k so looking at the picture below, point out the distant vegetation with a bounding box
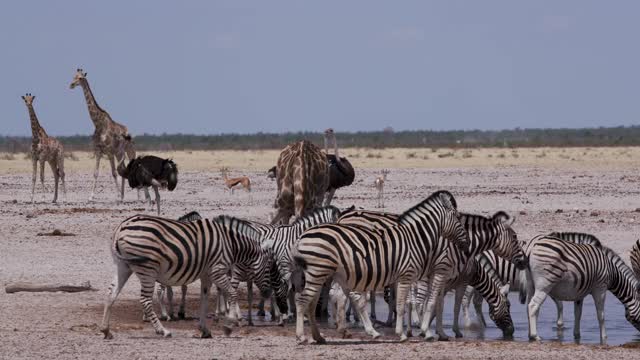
[2,126,640,152]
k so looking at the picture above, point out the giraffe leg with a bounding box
[109,156,120,202]
[90,153,101,201]
[58,155,67,203]
[39,160,46,198]
[31,158,37,203]
[49,161,59,203]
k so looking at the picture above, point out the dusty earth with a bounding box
[2,148,640,359]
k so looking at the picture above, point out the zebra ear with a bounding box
[493,211,515,227]
[437,191,457,211]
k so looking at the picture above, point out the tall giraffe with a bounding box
[272,140,329,224]
[21,93,66,203]
[70,69,135,201]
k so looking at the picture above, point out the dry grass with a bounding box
[1,146,640,174]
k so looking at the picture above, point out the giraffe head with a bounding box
[69,68,88,89]
[21,93,35,105]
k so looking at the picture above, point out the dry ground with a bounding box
[2,147,640,359]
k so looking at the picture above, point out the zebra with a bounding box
[523,234,640,344]
[100,214,273,339]
[291,190,470,344]
[631,239,640,280]
[249,206,342,324]
[338,208,524,340]
[153,211,204,321]
[463,231,602,331]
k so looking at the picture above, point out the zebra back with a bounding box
[213,215,262,245]
[549,232,602,247]
[338,208,399,229]
[631,240,640,280]
[177,211,202,223]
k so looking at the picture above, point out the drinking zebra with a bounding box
[100,214,273,339]
[291,190,470,343]
[338,208,524,339]
[523,234,640,344]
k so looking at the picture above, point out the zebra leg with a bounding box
[212,272,240,335]
[329,283,350,338]
[307,289,326,344]
[473,289,487,328]
[166,286,175,320]
[369,290,377,321]
[553,298,564,329]
[593,291,607,344]
[295,282,320,344]
[155,285,169,321]
[247,281,254,326]
[461,286,473,328]
[395,281,411,342]
[100,262,132,339]
[527,289,549,342]
[257,298,266,317]
[435,289,450,341]
[196,275,212,338]
[573,299,583,340]
[178,285,188,319]
[452,285,466,338]
[420,273,446,341]
[137,275,171,337]
[348,291,381,339]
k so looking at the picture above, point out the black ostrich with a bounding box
[118,155,178,215]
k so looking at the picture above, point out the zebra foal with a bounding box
[101,214,272,339]
[291,190,470,344]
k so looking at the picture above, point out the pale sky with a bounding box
[2,1,639,136]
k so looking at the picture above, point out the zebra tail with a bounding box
[518,265,532,305]
[290,255,307,293]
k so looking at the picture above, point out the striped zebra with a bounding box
[524,234,640,343]
[631,239,640,280]
[291,190,470,343]
[100,214,273,339]
[339,208,524,339]
[463,232,601,331]
[250,206,342,323]
[153,211,204,321]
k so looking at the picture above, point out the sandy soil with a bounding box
[2,148,640,359]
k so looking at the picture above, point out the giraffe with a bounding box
[21,93,66,203]
[70,68,135,201]
[271,140,329,224]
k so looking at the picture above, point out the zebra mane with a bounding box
[398,190,457,226]
[177,211,202,223]
[291,206,341,227]
[602,245,640,290]
[548,232,602,247]
[213,215,261,243]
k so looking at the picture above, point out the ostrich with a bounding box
[117,150,178,215]
[323,128,355,206]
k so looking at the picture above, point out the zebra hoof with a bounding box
[454,331,464,338]
[178,312,186,320]
[257,309,266,317]
[194,330,212,339]
[160,330,172,338]
[340,330,352,339]
[529,335,542,342]
[102,329,113,340]
[399,334,408,342]
[223,325,233,336]
[297,336,309,345]
[437,335,450,342]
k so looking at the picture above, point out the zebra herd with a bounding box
[100,189,640,345]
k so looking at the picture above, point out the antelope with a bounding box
[375,169,389,208]
[221,167,251,194]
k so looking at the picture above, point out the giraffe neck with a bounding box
[26,104,46,143]
[78,78,107,129]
